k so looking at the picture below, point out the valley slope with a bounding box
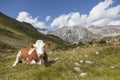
[0,12,67,48]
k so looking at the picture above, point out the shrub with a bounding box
[78,42,85,46]
[98,39,106,44]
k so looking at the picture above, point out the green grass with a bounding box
[0,45,120,80]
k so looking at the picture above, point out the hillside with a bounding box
[0,12,67,48]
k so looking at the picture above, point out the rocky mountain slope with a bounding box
[88,25,120,37]
[36,28,50,34]
[49,25,120,43]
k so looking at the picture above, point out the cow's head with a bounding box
[33,40,45,49]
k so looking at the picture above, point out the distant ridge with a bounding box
[49,25,120,43]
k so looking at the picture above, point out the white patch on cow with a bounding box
[31,60,36,64]
[33,40,45,57]
[36,48,44,57]
[28,48,35,55]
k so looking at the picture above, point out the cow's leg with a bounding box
[30,60,36,64]
[12,50,21,67]
[47,57,51,62]
[43,51,48,63]
[43,51,51,63]
[27,57,36,65]
[37,58,44,65]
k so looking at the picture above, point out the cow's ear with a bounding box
[45,41,52,48]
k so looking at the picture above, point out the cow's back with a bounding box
[20,48,30,61]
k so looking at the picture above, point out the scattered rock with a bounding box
[92,44,96,47]
[76,47,79,50]
[80,60,83,63]
[49,51,53,54]
[80,72,87,77]
[84,55,89,58]
[96,51,99,55]
[110,66,115,69]
[74,62,80,67]
[70,57,72,59]
[54,58,59,61]
[85,60,93,64]
[73,67,80,72]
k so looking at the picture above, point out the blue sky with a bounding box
[0,0,120,31]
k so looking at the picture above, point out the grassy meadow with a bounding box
[0,42,120,80]
[0,12,120,80]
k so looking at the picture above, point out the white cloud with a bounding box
[16,11,46,28]
[68,13,87,26]
[108,20,120,25]
[90,19,111,26]
[87,0,113,22]
[50,14,71,28]
[45,16,51,21]
[50,12,87,27]
[68,12,81,26]
[51,0,120,28]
